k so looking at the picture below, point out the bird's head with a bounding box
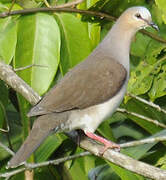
[120,6,158,31]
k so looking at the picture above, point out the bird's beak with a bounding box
[141,17,159,31]
[148,22,159,31]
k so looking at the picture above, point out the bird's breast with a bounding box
[67,78,128,133]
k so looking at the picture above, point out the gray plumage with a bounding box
[8,6,157,168]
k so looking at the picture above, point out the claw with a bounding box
[84,131,120,155]
[99,142,120,155]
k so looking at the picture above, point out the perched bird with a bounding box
[8,6,158,168]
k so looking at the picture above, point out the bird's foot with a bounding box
[84,131,120,155]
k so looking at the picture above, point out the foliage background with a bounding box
[0,0,166,179]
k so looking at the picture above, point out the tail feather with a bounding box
[7,113,65,168]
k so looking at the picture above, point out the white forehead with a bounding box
[126,6,151,19]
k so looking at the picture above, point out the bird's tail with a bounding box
[7,113,64,168]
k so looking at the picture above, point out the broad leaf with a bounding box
[35,134,65,162]
[14,13,61,95]
[127,61,160,95]
[0,17,17,64]
[54,13,92,74]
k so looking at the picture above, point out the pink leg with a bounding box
[85,131,120,154]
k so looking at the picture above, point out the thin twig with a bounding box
[0,101,9,133]
[117,108,166,129]
[25,151,90,168]
[6,133,13,152]
[14,64,48,72]
[0,7,115,21]
[8,0,16,14]
[0,142,15,156]
[0,61,41,105]
[140,29,166,44]
[0,101,13,150]
[127,93,166,115]
[44,0,50,8]
[0,128,9,132]
[0,152,90,178]
[0,7,165,44]
[0,168,26,178]
[55,0,84,8]
[120,136,166,148]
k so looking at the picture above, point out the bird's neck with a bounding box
[97,21,137,72]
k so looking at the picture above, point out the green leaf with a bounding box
[34,166,57,180]
[112,123,145,140]
[131,32,151,58]
[144,40,166,65]
[84,0,101,49]
[16,0,40,8]
[110,163,144,180]
[0,101,5,129]
[127,61,160,95]
[14,13,61,95]
[88,165,121,180]
[35,134,65,162]
[54,13,92,74]
[17,95,30,139]
[83,155,96,174]
[0,17,17,64]
[123,99,163,134]
[0,2,22,11]
[148,62,166,101]
[68,156,90,180]
[0,80,8,106]
[155,0,166,23]
[88,23,101,49]
[98,121,116,141]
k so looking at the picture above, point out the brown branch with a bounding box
[0,152,90,178]
[44,0,50,8]
[80,138,166,180]
[117,108,166,129]
[8,0,16,14]
[140,29,166,44]
[0,61,166,179]
[0,61,41,105]
[0,7,165,44]
[120,135,166,148]
[0,141,15,156]
[54,0,84,8]
[127,93,166,115]
[14,64,48,72]
[0,7,116,21]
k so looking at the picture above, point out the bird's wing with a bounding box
[28,55,127,117]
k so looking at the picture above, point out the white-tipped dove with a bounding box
[8,6,158,168]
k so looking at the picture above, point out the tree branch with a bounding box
[120,135,166,148]
[44,0,50,8]
[127,93,166,115]
[0,152,90,178]
[80,137,166,180]
[0,7,165,44]
[0,61,166,179]
[0,142,15,156]
[0,61,41,105]
[117,108,166,129]
[54,0,84,8]
[8,0,16,14]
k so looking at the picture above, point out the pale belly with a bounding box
[67,78,128,133]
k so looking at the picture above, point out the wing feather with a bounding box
[28,55,127,117]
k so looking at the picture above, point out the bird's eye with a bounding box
[135,13,141,18]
